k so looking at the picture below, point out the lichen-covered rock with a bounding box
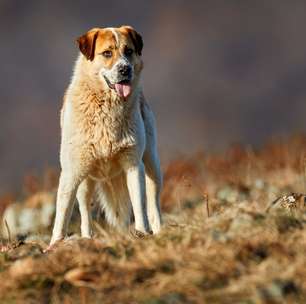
[1,191,55,239]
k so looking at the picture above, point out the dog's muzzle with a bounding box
[104,75,115,89]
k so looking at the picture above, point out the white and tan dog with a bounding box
[50,26,162,245]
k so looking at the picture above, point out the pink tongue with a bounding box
[114,83,132,99]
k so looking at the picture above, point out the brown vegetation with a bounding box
[1,136,306,303]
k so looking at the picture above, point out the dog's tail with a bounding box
[95,173,131,232]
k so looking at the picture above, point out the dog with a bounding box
[50,26,162,245]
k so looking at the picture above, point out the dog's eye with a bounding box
[125,48,134,56]
[102,50,112,58]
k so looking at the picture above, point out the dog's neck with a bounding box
[64,56,142,158]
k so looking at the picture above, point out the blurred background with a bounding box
[1,0,306,194]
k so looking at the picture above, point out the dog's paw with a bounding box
[148,215,162,234]
[44,239,64,253]
[150,221,162,234]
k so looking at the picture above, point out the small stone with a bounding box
[217,186,239,203]
[254,179,265,190]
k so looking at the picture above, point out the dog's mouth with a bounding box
[104,76,132,99]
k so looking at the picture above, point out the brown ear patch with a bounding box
[76,30,99,61]
[121,26,143,56]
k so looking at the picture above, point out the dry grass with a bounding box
[1,136,306,303]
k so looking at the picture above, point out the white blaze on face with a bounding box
[107,27,119,47]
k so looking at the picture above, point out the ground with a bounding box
[1,136,306,304]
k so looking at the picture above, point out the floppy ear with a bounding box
[122,25,143,56]
[76,29,99,61]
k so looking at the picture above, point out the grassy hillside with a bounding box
[1,136,306,303]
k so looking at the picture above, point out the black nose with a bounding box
[119,65,131,76]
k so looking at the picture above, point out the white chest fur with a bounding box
[61,89,141,161]
[89,98,138,159]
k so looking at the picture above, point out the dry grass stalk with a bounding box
[0,136,306,303]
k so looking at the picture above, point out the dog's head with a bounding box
[77,26,143,99]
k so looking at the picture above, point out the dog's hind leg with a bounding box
[142,101,163,234]
[96,175,131,232]
[77,177,95,238]
[143,147,162,234]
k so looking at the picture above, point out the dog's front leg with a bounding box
[77,178,94,238]
[125,161,150,234]
[50,171,81,245]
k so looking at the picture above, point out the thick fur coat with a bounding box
[50,26,162,245]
